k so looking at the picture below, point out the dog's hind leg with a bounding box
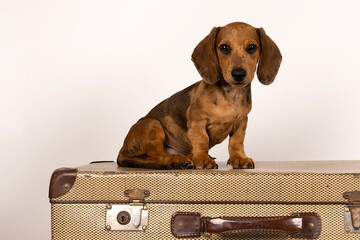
[117,118,195,169]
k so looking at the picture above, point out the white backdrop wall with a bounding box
[1,0,360,239]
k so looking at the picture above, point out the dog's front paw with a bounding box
[193,155,218,169]
[172,155,196,169]
[228,155,254,169]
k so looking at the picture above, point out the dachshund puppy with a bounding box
[117,22,282,169]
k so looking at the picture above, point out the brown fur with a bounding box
[117,22,282,169]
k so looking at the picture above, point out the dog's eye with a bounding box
[246,44,258,54]
[219,44,231,54]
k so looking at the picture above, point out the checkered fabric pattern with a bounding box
[50,162,360,239]
[53,164,359,203]
[52,203,349,239]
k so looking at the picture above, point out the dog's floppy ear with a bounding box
[191,27,221,84]
[256,28,282,85]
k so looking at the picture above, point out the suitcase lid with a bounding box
[49,160,360,204]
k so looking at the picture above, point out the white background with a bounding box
[1,0,360,239]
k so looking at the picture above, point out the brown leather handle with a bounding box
[171,212,321,239]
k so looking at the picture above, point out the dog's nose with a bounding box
[231,68,247,82]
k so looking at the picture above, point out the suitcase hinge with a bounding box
[344,191,360,233]
[105,189,150,231]
[124,189,150,203]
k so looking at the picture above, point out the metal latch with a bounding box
[344,191,360,233]
[105,189,150,231]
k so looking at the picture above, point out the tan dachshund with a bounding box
[117,22,282,169]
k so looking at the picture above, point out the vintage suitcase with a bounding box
[49,160,360,239]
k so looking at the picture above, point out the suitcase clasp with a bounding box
[105,189,150,231]
[344,191,360,233]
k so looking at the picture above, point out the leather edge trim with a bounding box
[50,199,346,205]
[49,167,78,199]
[90,161,115,164]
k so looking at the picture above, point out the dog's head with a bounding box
[192,22,282,86]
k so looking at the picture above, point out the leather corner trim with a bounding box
[49,167,77,199]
